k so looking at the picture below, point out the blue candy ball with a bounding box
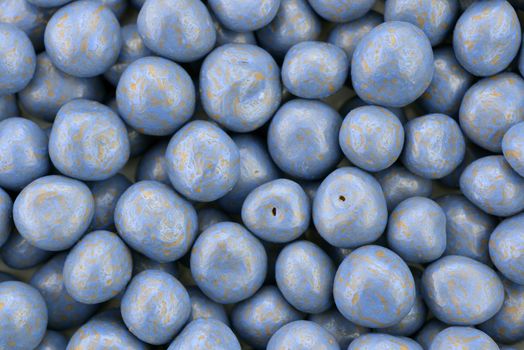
[502,121,524,177]
[0,230,52,269]
[348,334,422,350]
[430,327,498,350]
[308,0,375,22]
[89,174,131,230]
[267,320,340,350]
[35,331,67,350]
[187,287,229,326]
[0,23,35,95]
[489,213,524,285]
[309,309,369,349]
[415,320,447,350]
[135,141,170,185]
[208,0,280,32]
[167,319,241,350]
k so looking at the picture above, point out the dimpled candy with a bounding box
[49,99,130,181]
[0,188,11,248]
[44,0,121,78]
[0,231,52,269]
[63,230,132,304]
[352,21,434,108]
[402,114,465,179]
[268,99,342,180]
[200,44,281,132]
[121,270,191,345]
[415,320,447,350]
[282,41,348,99]
[313,167,388,248]
[459,73,524,152]
[14,175,94,251]
[256,0,321,59]
[453,0,520,77]
[137,0,216,62]
[385,0,458,46]
[422,255,504,325]
[275,240,335,313]
[339,106,404,172]
[231,285,303,349]
[309,309,369,349]
[267,320,340,350]
[115,181,198,263]
[218,135,280,213]
[89,174,131,230]
[166,120,240,202]
[135,141,170,185]
[187,287,229,325]
[191,222,267,303]
[419,47,473,116]
[489,213,524,285]
[208,0,280,32]
[429,327,498,350]
[0,117,49,191]
[502,122,524,177]
[348,334,423,350]
[35,331,67,350]
[167,319,241,350]
[460,155,524,217]
[30,253,98,330]
[117,57,195,136]
[334,245,416,328]
[242,179,310,243]
[436,195,496,264]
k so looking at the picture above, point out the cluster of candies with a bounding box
[2,0,524,348]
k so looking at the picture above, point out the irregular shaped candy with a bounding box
[489,213,524,285]
[208,0,280,32]
[309,309,369,349]
[89,174,131,230]
[430,327,498,350]
[35,331,67,350]
[267,320,340,350]
[187,287,229,326]
[167,319,241,350]
[348,334,423,350]
[308,0,375,22]
[0,231,52,269]
[502,121,524,177]
[135,141,170,185]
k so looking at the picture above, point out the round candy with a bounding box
[256,0,321,59]
[135,141,170,185]
[459,73,524,152]
[0,187,12,248]
[348,334,422,350]
[36,331,67,350]
[352,21,434,107]
[132,252,179,278]
[419,47,473,116]
[422,255,504,325]
[30,253,98,330]
[0,281,47,350]
[232,285,303,349]
[0,23,35,95]
[489,213,524,285]
[334,245,416,328]
[208,0,280,32]
[275,240,335,313]
[187,287,229,326]
[49,99,130,181]
[267,320,340,350]
[116,56,195,136]
[121,270,191,345]
[19,52,105,122]
[200,44,281,132]
[0,94,19,120]
[167,319,241,350]
[402,113,465,179]
[191,222,267,304]
[460,155,524,217]
[430,327,498,350]
[242,179,310,243]
[453,0,520,76]
[44,0,122,77]
[415,320,447,350]
[339,96,406,125]
[63,230,132,304]
[115,181,197,263]
[313,167,388,248]
[308,0,375,22]
[0,117,49,191]
[14,175,94,251]
[384,0,458,46]
[339,105,404,172]
[137,0,216,62]
[268,99,342,180]
[89,174,131,230]
[282,41,348,99]
[197,208,229,234]
[436,195,496,264]
[309,309,369,349]
[0,231,52,269]
[502,121,524,177]
[166,120,240,202]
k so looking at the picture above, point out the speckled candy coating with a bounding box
[0,23,35,95]
[429,327,498,350]
[502,122,524,177]
[268,99,342,180]
[137,0,216,62]
[308,0,375,22]
[422,255,504,325]
[313,167,388,248]
[489,213,524,285]
[36,331,67,350]
[135,141,170,185]
[166,120,240,202]
[89,174,131,230]
[309,309,369,349]
[453,0,520,77]
[460,155,524,217]
[334,245,416,328]
[167,319,241,350]
[352,21,434,108]
[187,287,229,325]
[0,281,47,350]
[348,334,423,350]
[44,0,122,78]
[282,41,348,99]
[14,175,94,251]
[208,0,280,32]
[63,230,132,304]
[0,231,52,269]
[267,320,340,350]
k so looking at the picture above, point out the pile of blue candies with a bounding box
[3,0,524,349]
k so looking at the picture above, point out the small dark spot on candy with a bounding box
[272,207,277,216]
[339,195,346,202]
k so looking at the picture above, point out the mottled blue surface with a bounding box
[44,0,122,78]
[308,0,375,22]
[453,0,520,76]
[430,327,498,350]
[352,21,434,107]
[187,287,229,325]
[135,141,170,185]
[309,308,369,349]
[490,213,524,285]
[334,245,416,328]
[503,122,524,177]
[0,281,48,350]
[268,99,342,180]
[0,188,12,248]
[208,0,280,32]
[166,120,240,202]
[0,230,52,269]
[415,320,447,350]
[0,23,35,95]
[348,333,423,350]
[35,331,67,350]
[313,167,388,248]
[167,319,241,350]
[267,320,340,350]
[89,174,131,230]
